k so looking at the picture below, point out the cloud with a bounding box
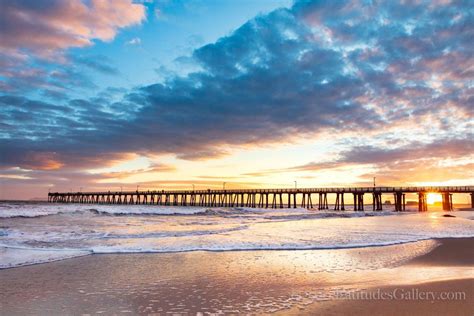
[0,0,472,180]
[126,37,142,45]
[0,164,266,200]
[289,138,474,172]
[74,55,120,75]
[270,137,474,185]
[0,53,121,100]
[0,1,133,98]
[0,0,146,57]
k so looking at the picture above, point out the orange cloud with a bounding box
[22,152,64,170]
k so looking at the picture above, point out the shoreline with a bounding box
[1,236,471,270]
[0,236,474,271]
[0,237,472,314]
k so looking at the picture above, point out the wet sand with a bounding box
[407,237,474,266]
[284,238,474,315]
[297,279,473,316]
[0,238,472,315]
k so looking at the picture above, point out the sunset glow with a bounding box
[427,193,443,205]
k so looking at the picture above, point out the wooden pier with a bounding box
[48,186,474,212]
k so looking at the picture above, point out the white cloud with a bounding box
[126,37,142,45]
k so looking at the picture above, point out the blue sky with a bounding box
[44,0,293,99]
[0,0,473,199]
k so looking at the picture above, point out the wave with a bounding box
[2,233,473,269]
[0,245,91,269]
[0,236,458,269]
[0,207,208,219]
[90,238,443,253]
[100,225,249,239]
[0,204,403,219]
[0,204,269,219]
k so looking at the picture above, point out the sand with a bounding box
[283,238,474,315]
[0,238,472,315]
[296,279,473,316]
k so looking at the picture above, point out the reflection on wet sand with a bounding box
[1,239,472,314]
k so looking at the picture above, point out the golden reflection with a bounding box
[429,213,439,219]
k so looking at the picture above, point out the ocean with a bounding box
[1,201,473,269]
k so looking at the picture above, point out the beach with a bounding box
[0,238,472,315]
[0,203,473,314]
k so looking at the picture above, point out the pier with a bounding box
[48,186,474,212]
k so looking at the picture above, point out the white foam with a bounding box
[0,246,90,269]
[0,202,420,218]
[87,212,473,253]
[0,203,211,218]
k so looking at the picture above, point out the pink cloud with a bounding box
[0,0,146,57]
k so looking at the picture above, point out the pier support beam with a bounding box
[418,192,428,212]
[318,193,328,210]
[334,193,345,210]
[353,193,364,211]
[394,192,405,212]
[441,192,453,211]
[372,192,382,211]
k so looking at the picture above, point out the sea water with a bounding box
[1,201,473,268]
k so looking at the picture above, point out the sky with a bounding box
[0,0,473,201]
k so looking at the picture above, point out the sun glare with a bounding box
[427,193,442,205]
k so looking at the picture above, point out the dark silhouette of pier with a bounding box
[48,186,474,212]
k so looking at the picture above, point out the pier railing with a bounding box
[51,186,474,195]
